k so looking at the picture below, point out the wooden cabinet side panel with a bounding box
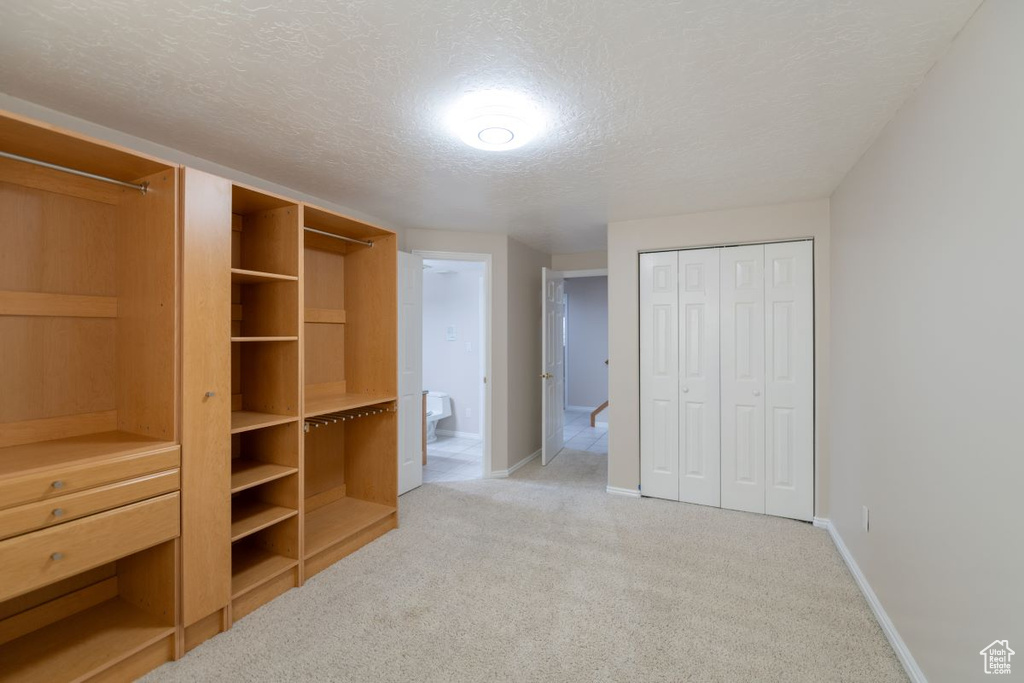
[180,167,231,625]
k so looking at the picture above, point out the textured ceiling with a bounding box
[0,0,980,252]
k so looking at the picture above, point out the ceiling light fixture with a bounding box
[447,90,544,152]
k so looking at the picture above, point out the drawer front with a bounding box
[0,492,180,602]
[0,446,180,509]
[0,469,179,541]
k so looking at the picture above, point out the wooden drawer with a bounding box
[0,470,179,541]
[0,445,179,510]
[0,492,180,602]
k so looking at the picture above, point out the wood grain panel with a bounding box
[180,167,231,625]
[116,168,178,441]
[0,410,117,449]
[0,290,116,317]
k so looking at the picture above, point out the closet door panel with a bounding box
[677,249,721,507]
[720,245,765,514]
[640,251,679,501]
[180,167,232,624]
[764,241,814,521]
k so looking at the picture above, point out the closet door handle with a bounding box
[753,390,761,397]
[681,387,689,393]
[51,552,64,561]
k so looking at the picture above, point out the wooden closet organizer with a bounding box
[180,181,398,650]
[0,112,181,680]
[0,112,400,681]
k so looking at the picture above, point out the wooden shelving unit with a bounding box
[301,204,398,579]
[225,185,302,621]
[0,111,180,680]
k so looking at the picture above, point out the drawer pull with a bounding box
[52,508,65,517]
[51,552,64,561]
[51,480,65,490]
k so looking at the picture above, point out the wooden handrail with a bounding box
[590,400,608,427]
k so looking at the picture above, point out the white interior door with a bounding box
[397,252,423,495]
[541,267,565,465]
[678,249,721,507]
[720,245,766,514]
[639,251,679,500]
[764,241,814,520]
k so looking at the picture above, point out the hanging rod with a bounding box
[0,150,149,194]
[303,405,395,432]
[304,226,374,248]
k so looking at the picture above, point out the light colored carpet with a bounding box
[144,450,906,682]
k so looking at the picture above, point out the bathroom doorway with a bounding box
[415,252,491,482]
[562,270,608,454]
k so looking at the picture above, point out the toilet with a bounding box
[425,391,452,443]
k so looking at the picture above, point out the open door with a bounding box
[541,267,566,465]
[397,251,423,494]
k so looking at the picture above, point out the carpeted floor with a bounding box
[144,450,906,682]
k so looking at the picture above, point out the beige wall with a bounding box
[0,94,389,230]
[551,251,607,271]
[607,200,831,511]
[829,2,1023,680]
[507,238,552,467]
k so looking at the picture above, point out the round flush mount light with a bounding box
[447,90,544,151]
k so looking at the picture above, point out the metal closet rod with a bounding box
[0,150,149,194]
[304,225,374,248]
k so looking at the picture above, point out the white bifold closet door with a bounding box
[678,249,721,508]
[640,241,813,521]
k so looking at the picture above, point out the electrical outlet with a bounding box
[862,506,870,532]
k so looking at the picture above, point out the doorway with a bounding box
[562,270,608,455]
[415,252,491,483]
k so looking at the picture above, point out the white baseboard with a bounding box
[488,449,541,479]
[606,485,641,498]
[566,404,598,412]
[509,449,541,475]
[435,429,481,440]
[819,519,926,683]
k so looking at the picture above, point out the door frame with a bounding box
[413,250,493,479]
[637,239,815,515]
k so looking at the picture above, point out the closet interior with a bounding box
[0,112,181,680]
[302,205,398,579]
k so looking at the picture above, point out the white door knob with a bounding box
[681,387,689,393]
[753,390,761,397]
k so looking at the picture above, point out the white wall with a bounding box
[607,200,831,510]
[422,262,484,436]
[829,2,1023,681]
[565,276,608,409]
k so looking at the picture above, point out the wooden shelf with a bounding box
[0,431,176,479]
[232,545,297,598]
[230,268,298,284]
[304,386,395,418]
[305,307,346,324]
[0,597,174,683]
[230,459,297,493]
[304,497,396,558]
[230,411,298,434]
[231,501,297,542]
[0,290,117,318]
[231,336,299,342]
